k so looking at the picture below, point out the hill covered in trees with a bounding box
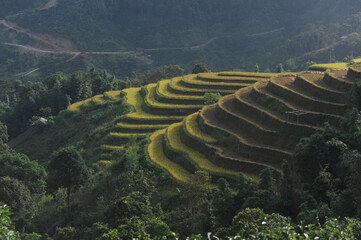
[0,60,360,238]
[3,1,361,239]
[2,0,361,80]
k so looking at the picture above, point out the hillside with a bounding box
[2,1,361,80]
[14,97,129,164]
[0,0,47,18]
[4,1,361,237]
[16,71,284,162]
[5,63,361,238]
[147,66,360,183]
[16,63,360,181]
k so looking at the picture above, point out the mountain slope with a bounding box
[2,0,361,80]
[147,66,360,183]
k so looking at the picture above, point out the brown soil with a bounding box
[328,69,355,83]
[8,126,38,148]
[1,20,78,53]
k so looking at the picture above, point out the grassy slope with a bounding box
[15,100,129,163]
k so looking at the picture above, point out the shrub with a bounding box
[204,92,221,105]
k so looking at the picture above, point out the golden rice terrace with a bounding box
[147,66,361,184]
[68,71,282,161]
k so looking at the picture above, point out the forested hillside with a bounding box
[0,0,47,18]
[2,0,361,80]
[2,63,361,239]
[3,1,361,239]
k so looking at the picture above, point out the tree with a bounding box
[0,151,46,194]
[145,218,172,239]
[48,147,89,212]
[192,62,211,74]
[181,171,212,234]
[256,168,278,212]
[203,92,221,105]
[278,161,299,218]
[0,121,8,150]
[0,204,21,240]
[232,208,289,237]
[53,226,77,240]
[276,63,284,73]
[254,64,260,72]
[294,133,330,187]
[139,65,184,85]
[105,191,153,228]
[306,60,316,69]
[341,148,361,218]
[343,56,355,65]
[0,177,32,214]
[347,32,361,57]
[0,177,32,231]
[211,178,235,228]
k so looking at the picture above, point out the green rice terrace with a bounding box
[68,71,284,162]
[148,66,361,184]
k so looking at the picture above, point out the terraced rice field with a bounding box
[148,129,193,183]
[147,66,360,184]
[67,72,293,163]
[97,72,274,156]
[68,91,122,111]
[68,98,93,111]
[309,58,361,71]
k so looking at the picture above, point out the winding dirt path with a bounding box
[39,0,59,10]
[0,19,78,53]
[1,9,286,77]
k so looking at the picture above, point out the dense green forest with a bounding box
[2,0,361,80]
[0,0,47,18]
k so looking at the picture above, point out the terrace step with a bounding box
[100,153,113,160]
[109,132,149,138]
[200,104,291,171]
[165,122,239,183]
[101,145,125,151]
[218,71,278,78]
[92,94,106,103]
[168,76,235,96]
[68,98,93,111]
[120,116,182,125]
[250,81,342,127]
[216,94,295,150]
[148,129,193,183]
[123,87,184,120]
[155,80,204,105]
[142,84,203,116]
[207,144,278,179]
[347,65,361,80]
[324,69,355,92]
[217,89,314,150]
[180,75,249,91]
[294,72,346,104]
[114,121,169,134]
[183,112,217,144]
[104,90,122,100]
[234,86,319,141]
[180,115,279,179]
[266,76,347,116]
[196,72,261,84]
